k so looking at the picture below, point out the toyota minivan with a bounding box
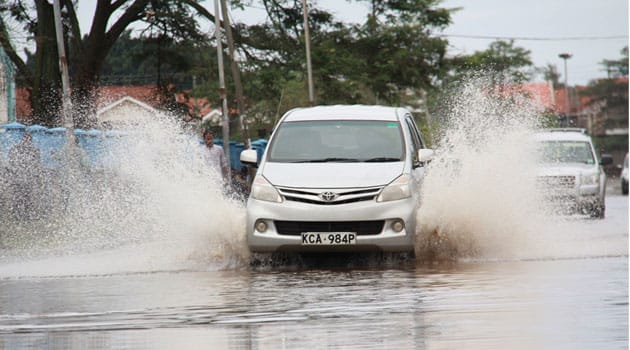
[240,105,434,253]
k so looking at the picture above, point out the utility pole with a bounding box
[220,0,251,150]
[52,0,74,140]
[302,0,315,105]
[214,0,231,184]
[558,53,572,124]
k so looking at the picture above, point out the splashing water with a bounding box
[416,76,548,261]
[0,81,623,277]
[0,111,249,277]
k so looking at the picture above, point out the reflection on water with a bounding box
[0,256,626,350]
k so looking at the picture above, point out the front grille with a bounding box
[278,186,382,205]
[275,220,385,236]
[537,176,576,189]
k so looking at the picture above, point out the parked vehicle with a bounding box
[621,153,628,195]
[240,105,434,254]
[534,128,612,218]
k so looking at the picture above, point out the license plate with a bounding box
[301,232,357,245]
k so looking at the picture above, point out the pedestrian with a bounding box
[203,130,228,181]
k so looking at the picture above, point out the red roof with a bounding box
[553,86,592,115]
[175,92,213,118]
[96,85,160,109]
[513,82,555,111]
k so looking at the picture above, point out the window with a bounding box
[268,120,405,163]
[538,141,595,164]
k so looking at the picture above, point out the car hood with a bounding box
[261,162,405,188]
[537,163,598,176]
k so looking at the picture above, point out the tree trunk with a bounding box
[32,0,61,127]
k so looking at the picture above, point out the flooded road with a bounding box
[0,84,627,349]
[0,194,626,349]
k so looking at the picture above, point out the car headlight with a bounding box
[377,174,411,202]
[581,173,599,185]
[251,176,283,203]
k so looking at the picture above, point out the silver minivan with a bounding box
[240,105,434,253]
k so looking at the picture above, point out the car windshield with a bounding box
[268,120,404,163]
[538,141,595,164]
[624,155,628,168]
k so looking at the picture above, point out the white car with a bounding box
[534,128,612,218]
[240,105,434,254]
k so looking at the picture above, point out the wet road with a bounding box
[0,194,627,349]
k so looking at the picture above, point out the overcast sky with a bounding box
[77,0,628,86]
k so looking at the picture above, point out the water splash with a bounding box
[0,112,249,277]
[416,76,548,261]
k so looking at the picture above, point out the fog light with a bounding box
[391,220,405,233]
[255,220,268,233]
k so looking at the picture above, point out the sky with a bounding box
[75,0,629,86]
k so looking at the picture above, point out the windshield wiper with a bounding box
[294,157,360,163]
[363,157,401,162]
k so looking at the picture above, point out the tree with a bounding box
[230,0,452,118]
[537,63,560,88]
[600,46,629,78]
[581,47,628,154]
[2,0,454,133]
[0,0,208,127]
[449,39,533,84]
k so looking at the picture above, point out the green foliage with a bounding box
[448,40,533,84]
[0,0,210,127]
[232,0,452,127]
[600,46,629,78]
[592,135,628,155]
[3,0,455,132]
[581,47,629,135]
[536,64,560,88]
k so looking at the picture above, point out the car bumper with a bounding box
[245,197,418,253]
[543,183,602,208]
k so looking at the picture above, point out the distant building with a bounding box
[0,48,15,124]
[96,96,157,129]
[15,85,210,127]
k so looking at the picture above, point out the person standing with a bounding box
[203,130,228,181]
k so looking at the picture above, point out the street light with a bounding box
[558,53,572,121]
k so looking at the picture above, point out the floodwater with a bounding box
[0,193,626,349]
[0,79,627,349]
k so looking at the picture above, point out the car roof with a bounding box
[534,128,592,142]
[282,105,407,122]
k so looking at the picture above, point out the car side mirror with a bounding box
[240,149,258,167]
[418,149,435,163]
[600,153,613,166]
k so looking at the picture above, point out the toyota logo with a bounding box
[319,191,338,202]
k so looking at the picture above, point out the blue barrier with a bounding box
[251,139,268,165]
[30,125,52,166]
[71,129,102,168]
[0,123,267,171]
[0,122,26,160]
[41,127,67,168]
